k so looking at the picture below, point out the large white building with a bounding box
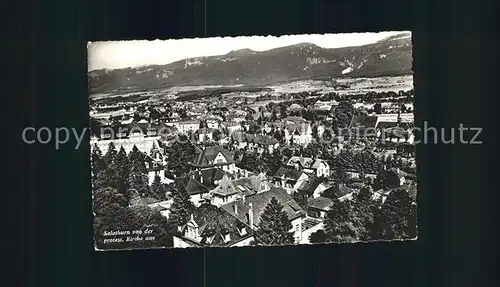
[90,135,160,155]
[89,123,172,154]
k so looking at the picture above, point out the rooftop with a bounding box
[181,204,254,247]
[221,187,306,227]
[307,196,334,211]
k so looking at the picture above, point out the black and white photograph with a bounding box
[88,31,417,250]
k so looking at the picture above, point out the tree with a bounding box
[321,183,341,199]
[273,128,284,142]
[271,110,278,121]
[212,129,222,142]
[292,190,308,210]
[91,144,105,184]
[93,187,128,216]
[128,158,149,200]
[350,186,376,241]
[239,151,258,172]
[93,187,129,247]
[371,188,417,240]
[115,146,131,199]
[309,229,327,243]
[373,169,401,190]
[128,145,142,166]
[245,112,253,122]
[168,187,194,230]
[311,125,319,141]
[166,136,196,177]
[332,101,356,129]
[324,199,357,242]
[233,148,241,161]
[252,197,295,246]
[104,142,118,165]
[93,154,120,192]
[248,122,260,134]
[150,172,164,200]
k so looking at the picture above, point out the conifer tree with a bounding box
[324,199,357,242]
[93,145,120,192]
[104,142,118,165]
[371,188,416,240]
[91,144,105,184]
[252,197,294,246]
[127,157,149,200]
[115,146,131,199]
[150,172,164,200]
[128,145,142,165]
[166,137,196,177]
[168,187,193,230]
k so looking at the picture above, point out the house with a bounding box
[197,128,213,143]
[167,120,199,134]
[90,123,163,154]
[229,131,248,150]
[284,123,313,146]
[178,167,233,206]
[286,156,330,178]
[190,146,236,173]
[206,117,220,129]
[173,204,254,248]
[210,173,270,207]
[221,186,307,243]
[296,179,330,198]
[320,184,358,201]
[221,121,242,134]
[245,134,280,154]
[272,166,310,194]
[307,196,334,219]
[313,100,339,111]
[230,132,280,154]
[344,169,378,180]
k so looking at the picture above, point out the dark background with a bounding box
[11,0,498,286]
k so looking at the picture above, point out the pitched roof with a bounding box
[273,166,308,181]
[97,123,177,139]
[181,167,231,190]
[286,156,327,169]
[184,178,210,195]
[184,204,254,247]
[210,172,266,197]
[307,196,334,211]
[191,146,235,167]
[297,179,321,194]
[221,187,306,227]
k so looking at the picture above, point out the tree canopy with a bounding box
[252,197,295,246]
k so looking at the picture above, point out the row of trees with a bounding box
[91,142,174,249]
[310,187,417,243]
[91,140,203,248]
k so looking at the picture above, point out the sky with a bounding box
[88,31,409,71]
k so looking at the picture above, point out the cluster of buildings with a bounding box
[171,145,332,247]
[90,91,417,247]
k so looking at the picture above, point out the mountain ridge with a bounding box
[89,32,412,95]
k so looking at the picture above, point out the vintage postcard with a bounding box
[88,31,416,250]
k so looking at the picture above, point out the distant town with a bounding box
[90,74,417,249]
